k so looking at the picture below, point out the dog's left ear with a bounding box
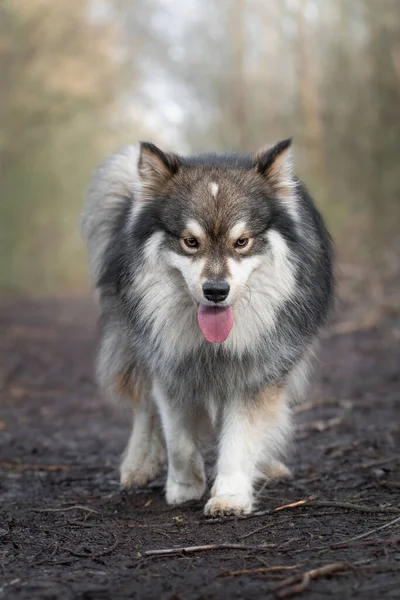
[138,142,180,198]
[254,138,294,197]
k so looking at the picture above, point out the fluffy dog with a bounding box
[81,139,333,515]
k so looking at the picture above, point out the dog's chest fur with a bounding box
[117,248,308,403]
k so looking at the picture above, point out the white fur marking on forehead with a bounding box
[229,221,248,240]
[209,182,219,198]
[186,220,205,239]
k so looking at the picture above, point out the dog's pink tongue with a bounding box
[197,305,234,343]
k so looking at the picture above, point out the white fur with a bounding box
[185,220,206,240]
[166,251,206,304]
[133,250,204,361]
[153,380,206,504]
[81,144,141,283]
[130,228,297,362]
[120,398,166,488]
[273,147,300,225]
[204,389,292,515]
[144,230,165,264]
[228,221,248,241]
[209,182,219,198]
[223,230,297,354]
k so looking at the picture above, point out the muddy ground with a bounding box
[0,297,399,599]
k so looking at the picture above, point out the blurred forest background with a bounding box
[1,0,399,309]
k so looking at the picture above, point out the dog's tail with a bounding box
[80,144,140,285]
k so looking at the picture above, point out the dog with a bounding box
[81,139,333,516]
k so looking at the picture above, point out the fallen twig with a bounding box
[222,564,301,578]
[380,481,400,489]
[279,498,400,515]
[332,537,400,550]
[331,515,400,548]
[238,499,315,541]
[238,524,272,540]
[294,398,352,414]
[274,562,348,598]
[144,543,276,557]
[274,498,315,512]
[293,537,400,554]
[275,537,302,550]
[360,564,400,573]
[0,461,72,472]
[361,455,399,469]
[310,501,400,515]
[32,505,100,515]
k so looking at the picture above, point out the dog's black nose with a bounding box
[202,280,230,303]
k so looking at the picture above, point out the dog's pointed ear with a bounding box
[138,142,180,197]
[254,138,294,197]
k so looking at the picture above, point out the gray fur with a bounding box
[81,141,333,514]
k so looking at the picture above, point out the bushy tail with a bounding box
[80,144,140,284]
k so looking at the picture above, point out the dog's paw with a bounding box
[166,478,206,505]
[120,447,165,488]
[204,494,252,516]
[261,460,292,480]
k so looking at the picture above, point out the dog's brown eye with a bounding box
[184,237,199,249]
[235,237,249,249]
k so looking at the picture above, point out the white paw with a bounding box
[166,478,206,505]
[204,494,252,516]
[120,445,165,488]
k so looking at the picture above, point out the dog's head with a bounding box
[132,139,298,342]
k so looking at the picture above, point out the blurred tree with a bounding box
[1,0,399,294]
[0,0,130,293]
[122,0,400,264]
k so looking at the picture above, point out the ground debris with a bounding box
[1,298,399,599]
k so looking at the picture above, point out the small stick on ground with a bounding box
[0,461,73,472]
[274,562,348,599]
[274,498,400,515]
[311,501,400,515]
[292,537,400,554]
[144,543,276,557]
[222,564,301,578]
[334,537,400,550]
[361,455,399,469]
[238,524,272,540]
[380,481,400,489]
[331,515,400,548]
[238,498,316,540]
[32,505,100,515]
[274,497,317,512]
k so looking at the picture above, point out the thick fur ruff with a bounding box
[81,140,333,515]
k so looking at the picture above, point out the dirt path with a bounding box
[0,299,399,599]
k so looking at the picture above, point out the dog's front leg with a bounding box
[204,385,291,516]
[120,394,165,488]
[153,380,206,505]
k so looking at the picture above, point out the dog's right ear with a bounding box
[138,142,180,198]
